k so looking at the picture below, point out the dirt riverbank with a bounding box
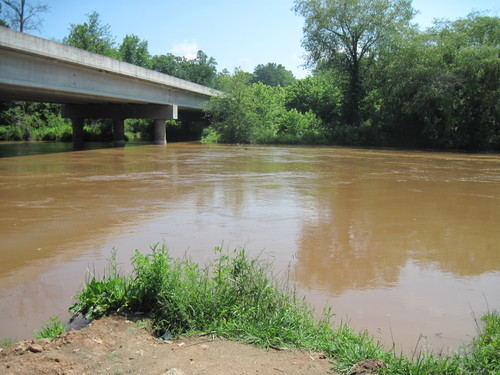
[1,315,338,375]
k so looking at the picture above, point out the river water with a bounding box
[1,141,499,353]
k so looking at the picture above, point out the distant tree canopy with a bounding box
[61,12,219,87]
[203,10,499,150]
[1,0,49,32]
[294,0,415,126]
[376,13,500,149]
[63,11,116,57]
[151,50,218,87]
[252,63,296,87]
[118,34,151,68]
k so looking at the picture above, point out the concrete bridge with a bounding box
[0,26,221,145]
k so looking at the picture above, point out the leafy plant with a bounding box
[69,250,132,320]
[34,316,66,340]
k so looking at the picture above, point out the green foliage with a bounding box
[463,313,500,373]
[34,316,65,341]
[124,118,152,140]
[204,70,323,144]
[151,50,218,87]
[70,245,500,374]
[200,127,222,143]
[118,34,150,68]
[69,250,132,320]
[252,63,296,87]
[70,245,329,344]
[285,72,343,124]
[0,124,24,140]
[83,119,114,142]
[376,13,500,149]
[294,0,416,125]
[63,11,116,57]
[0,337,15,347]
[0,101,72,141]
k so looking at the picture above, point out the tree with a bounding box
[63,11,116,57]
[151,50,218,87]
[375,13,499,149]
[205,69,323,144]
[1,0,49,32]
[118,34,150,68]
[294,0,415,125]
[252,63,296,87]
[285,71,342,124]
[182,50,218,87]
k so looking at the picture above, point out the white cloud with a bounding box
[170,41,199,60]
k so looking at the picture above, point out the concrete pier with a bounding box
[62,103,179,146]
[113,118,126,147]
[153,120,167,145]
[71,118,85,146]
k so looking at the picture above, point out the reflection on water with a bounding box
[0,142,499,352]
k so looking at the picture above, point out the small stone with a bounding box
[28,344,43,353]
[15,343,27,352]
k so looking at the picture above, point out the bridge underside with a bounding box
[60,103,179,146]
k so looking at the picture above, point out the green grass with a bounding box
[34,316,66,341]
[69,244,500,374]
[0,337,16,347]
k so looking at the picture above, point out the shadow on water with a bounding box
[0,141,150,158]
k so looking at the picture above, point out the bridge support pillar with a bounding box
[152,105,177,145]
[113,118,126,147]
[62,104,179,146]
[153,119,167,145]
[71,118,84,148]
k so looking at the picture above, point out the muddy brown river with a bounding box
[1,142,499,353]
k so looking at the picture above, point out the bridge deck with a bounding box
[0,26,220,109]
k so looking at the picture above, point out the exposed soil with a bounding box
[1,315,338,375]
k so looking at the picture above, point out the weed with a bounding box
[106,353,122,360]
[134,319,151,329]
[34,316,66,341]
[69,249,132,320]
[0,337,16,347]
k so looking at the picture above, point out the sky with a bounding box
[9,0,500,79]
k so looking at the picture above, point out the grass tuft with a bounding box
[34,316,66,341]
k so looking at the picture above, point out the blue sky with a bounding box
[21,0,500,78]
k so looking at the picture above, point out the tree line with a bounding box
[1,0,499,150]
[205,0,499,150]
